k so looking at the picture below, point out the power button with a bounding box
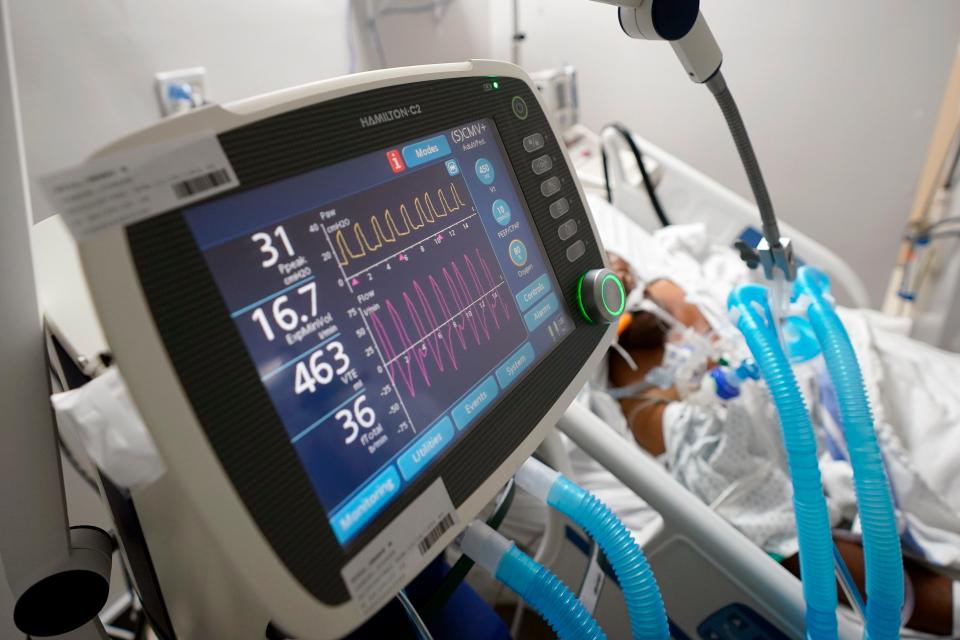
[511,96,528,120]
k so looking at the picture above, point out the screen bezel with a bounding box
[126,75,606,605]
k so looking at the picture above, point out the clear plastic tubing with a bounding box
[728,284,838,639]
[516,458,669,640]
[795,266,904,639]
[459,520,606,640]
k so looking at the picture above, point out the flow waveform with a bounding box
[336,182,468,266]
[370,249,512,397]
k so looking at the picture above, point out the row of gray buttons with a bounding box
[531,154,553,176]
[523,130,583,262]
[522,132,545,153]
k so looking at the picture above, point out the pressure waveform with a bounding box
[336,182,468,266]
[370,249,512,397]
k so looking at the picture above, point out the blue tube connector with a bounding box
[459,520,606,640]
[794,266,904,639]
[729,284,838,639]
[516,458,669,640]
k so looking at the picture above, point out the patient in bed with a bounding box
[585,196,960,634]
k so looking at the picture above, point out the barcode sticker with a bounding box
[418,513,456,555]
[341,479,459,616]
[172,168,232,199]
[39,130,238,241]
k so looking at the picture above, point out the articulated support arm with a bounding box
[589,0,796,281]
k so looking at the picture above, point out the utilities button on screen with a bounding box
[531,155,553,176]
[549,197,570,219]
[511,96,529,120]
[566,239,586,262]
[475,158,496,185]
[540,177,561,197]
[523,133,545,153]
[558,219,578,241]
[396,417,455,481]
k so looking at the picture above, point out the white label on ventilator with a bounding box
[341,478,459,617]
[39,130,239,241]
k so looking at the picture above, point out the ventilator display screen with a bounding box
[184,119,572,544]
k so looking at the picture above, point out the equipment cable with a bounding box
[600,123,671,227]
[421,478,516,619]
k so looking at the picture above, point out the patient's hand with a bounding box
[646,279,711,334]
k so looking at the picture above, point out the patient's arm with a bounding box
[609,342,674,456]
[606,253,705,456]
[782,538,953,634]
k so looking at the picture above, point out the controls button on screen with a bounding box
[516,274,551,312]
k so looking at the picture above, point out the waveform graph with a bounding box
[331,161,476,277]
[368,242,526,428]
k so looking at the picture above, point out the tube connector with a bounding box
[515,457,561,502]
[758,237,797,282]
[459,520,512,576]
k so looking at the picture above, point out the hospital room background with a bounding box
[3,0,960,638]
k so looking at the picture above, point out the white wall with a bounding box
[12,0,495,223]
[500,0,960,304]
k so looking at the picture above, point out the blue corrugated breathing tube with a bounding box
[729,284,838,639]
[459,520,606,640]
[515,458,669,640]
[794,266,904,639]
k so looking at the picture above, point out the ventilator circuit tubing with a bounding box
[516,458,669,640]
[729,284,838,639]
[459,520,606,640]
[795,266,904,639]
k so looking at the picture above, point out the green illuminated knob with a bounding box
[577,268,626,325]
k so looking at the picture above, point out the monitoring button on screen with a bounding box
[329,466,402,544]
